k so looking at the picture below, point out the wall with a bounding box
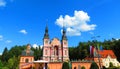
[48,61,92,69]
[48,62,63,69]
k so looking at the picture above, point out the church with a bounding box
[42,26,69,62]
[19,26,120,69]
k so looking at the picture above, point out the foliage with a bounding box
[90,62,99,69]
[2,67,9,69]
[7,56,19,69]
[1,47,9,63]
[109,62,113,67]
[0,60,3,69]
[0,44,42,69]
[107,66,120,69]
[62,62,70,69]
[81,66,86,69]
[31,46,42,60]
[102,66,107,69]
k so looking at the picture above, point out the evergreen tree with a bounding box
[62,62,69,69]
[90,62,99,69]
[1,47,9,62]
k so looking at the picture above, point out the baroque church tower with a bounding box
[43,26,69,62]
[43,26,50,61]
[61,29,69,61]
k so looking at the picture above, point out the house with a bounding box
[99,50,120,68]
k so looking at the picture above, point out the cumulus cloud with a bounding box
[55,10,96,36]
[40,45,43,49]
[6,40,12,43]
[33,44,43,49]
[33,44,39,49]
[19,29,27,34]
[0,35,3,41]
[0,0,6,7]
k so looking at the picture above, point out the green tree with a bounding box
[0,60,3,69]
[69,47,76,60]
[109,62,113,67]
[2,67,9,69]
[102,66,107,69]
[90,62,99,69]
[81,66,85,69]
[62,62,69,69]
[7,56,19,69]
[31,46,42,60]
[1,47,9,62]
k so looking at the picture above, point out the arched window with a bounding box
[45,49,47,55]
[74,67,76,69]
[31,58,32,62]
[22,58,24,62]
[65,50,67,55]
[25,58,29,63]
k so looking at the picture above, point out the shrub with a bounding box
[62,62,69,69]
[81,66,86,69]
[90,62,99,69]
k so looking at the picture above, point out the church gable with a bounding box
[51,38,61,46]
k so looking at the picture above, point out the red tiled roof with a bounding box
[99,50,116,58]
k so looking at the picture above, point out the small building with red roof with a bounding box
[99,50,120,68]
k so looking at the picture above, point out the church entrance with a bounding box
[54,46,59,61]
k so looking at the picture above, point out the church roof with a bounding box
[22,50,34,56]
[99,50,116,58]
[85,50,116,61]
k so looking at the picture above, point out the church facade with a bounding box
[43,26,69,62]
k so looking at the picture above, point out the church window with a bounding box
[74,67,76,69]
[45,49,47,55]
[65,50,67,55]
[22,58,24,62]
[31,58,32,62]
[25,58,29,63]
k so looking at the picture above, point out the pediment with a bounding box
[51,38,61,46]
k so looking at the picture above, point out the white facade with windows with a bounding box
[102,55,120,68]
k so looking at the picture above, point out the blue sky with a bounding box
[0,0,120,54]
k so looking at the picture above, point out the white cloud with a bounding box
[0,53,2,55]
[0,0,6,7]
[33,44,43,49]
[33,44,39,49]
[19,29,27,34]
[61,28,81,36]
[0,35,3,41]
[40,45,43,49]
[55,10,96,36]
[6,40,12,43]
